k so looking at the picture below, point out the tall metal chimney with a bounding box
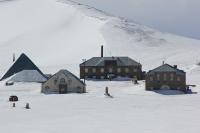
[101,45,103,57]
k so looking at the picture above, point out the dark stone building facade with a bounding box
[145,64,186,91]
[80,57,143,80]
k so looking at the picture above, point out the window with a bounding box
[170,73,174,81]
[117,68,121,73]
[92,68,96,73]
[68,79,72,85]
[45,86,49,91]
[54,79,57,85]
[125,68,129,73]
[163,73,167,81]
[157,74,160,81]
[150,76,153,81]
[133,68,137,72]
[60,78,66,84]
[85,68,88,73]
[100,68,104,73]
[100,76,104,79]
[109,68,113,73]
[177,76,181,81]
[54,76,58,85]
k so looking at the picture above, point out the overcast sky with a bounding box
[72,0,200,40]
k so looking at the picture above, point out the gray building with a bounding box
[145,64,186,91]
[42,69,86,94]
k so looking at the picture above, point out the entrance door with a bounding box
[59,84,68,94]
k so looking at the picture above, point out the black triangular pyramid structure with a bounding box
[0,53,47,81]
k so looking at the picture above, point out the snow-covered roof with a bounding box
[44,69,85,86]
[8,70,47,83]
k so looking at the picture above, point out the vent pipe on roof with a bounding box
[13,53,15,62]
[101,45,103,57]
[174,65,177,69]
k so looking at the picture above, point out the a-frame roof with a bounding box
[147,64,185,76]
[43,69,85,86]
[0,53,47,81]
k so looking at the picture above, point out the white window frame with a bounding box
[85,68,88,73]
[92,68,96,73]
[100,68,104,73]
[117,68,121,73]
[125,68,129,73]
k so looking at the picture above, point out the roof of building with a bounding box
[147,64,185,76]
[80,57,141,67]
[44,69,85,86]
[0,53,47,81]
[8,70,47,83]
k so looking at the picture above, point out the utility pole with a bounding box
[13,53,15,62]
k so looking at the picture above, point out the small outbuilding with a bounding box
[41,69,86,94]
[145,64,186,91]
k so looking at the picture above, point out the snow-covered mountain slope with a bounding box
[0,0,200,81]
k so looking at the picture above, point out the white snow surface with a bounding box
[0,81,200,133]
[8,70,47,83]
[0,0,200,132]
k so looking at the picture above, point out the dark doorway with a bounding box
[59,84,68,94]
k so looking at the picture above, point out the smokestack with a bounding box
[173,65,177,69]
[101,45,103,57]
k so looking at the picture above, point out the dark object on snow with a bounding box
[12,103,15,107]
[105,86,109,95]
[132,76,138,84]
[25,103,30,109]
[104,86,113,98]
[0,53,47,81]
[9,95,18,102]
[134,80,138,84]
[5,81,14,86]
